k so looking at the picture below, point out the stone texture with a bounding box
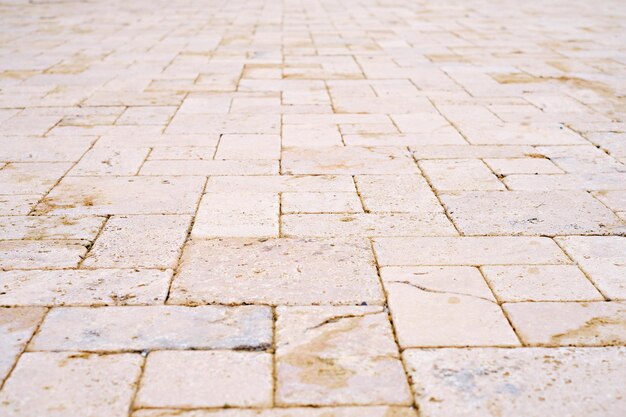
[132,407,418,417]
[0,216,104,240]
[404,347,626,417]
[170,238,383,305]
[0,240,87,269]
[0,307,45,384]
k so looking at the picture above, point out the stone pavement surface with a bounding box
[0,0,625,415]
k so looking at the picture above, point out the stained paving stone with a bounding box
[0,162,72,195]
[381,267,519,347]
[481,265,603,302]
[0,307,45,384]
[135,351,272,408]
[275,306,412,406]
[503,301,626,346]
[441,191,626,235]
[132,407,418,417]
[0,195,40,215]
[170,238,383,306]
[0,240,87,269]
[0,352,142,417]
[0,215,104,240]
[404,347,626,417]
[30,305,271,351]
[82,215,191,268]
[0,269,170,306]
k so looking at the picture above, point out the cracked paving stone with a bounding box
[169,238,384,306]
[29,305,272,351]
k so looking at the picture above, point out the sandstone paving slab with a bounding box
[148,146,216,160]
[354,174,444,213]
[0,195,40,215]
[192,193,278,238]
[483,157,563,175]
[504,301,626,346]
[0,269,170,306]
[68,146,151,176]
[441,190,626,236]
[214,134,281,160]
[504,172,626,191]
[30,305,271,351]
[0,352,142,417]
[0,307,46,384]
[0,162,72,195]
[282,146,417,175]
[135,351,272,408]
[419,159,505,191]
[381,267,519,347]
[281,192,363,213]
[96,134,220,149]
[343,132,465,147]
[275,306,412,406]
[0,137,94,162]
[205,175,355,193]
[34,176,205,215]
[82,215,191,268]
[169,238,383,306]
[456,122,586,145]
[556,236,626,299]
[403,347,626,417]
[132,406,418,417]
[412,145,536,160]
[282,213,457,237]
[593,190,626,213]
[481,265,603,302]
[373,237,570,266]
[0,240,87,269]
[140,159,278,176]
[0,215,104,240]
[166,114,280,135]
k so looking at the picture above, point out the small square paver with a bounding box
[29,305,272,351]
[135,350,272,408]
[504,301,626,346]
[404,347,626,417]
[481,265,603,302]
[0,307,45,384]
[381,267,519,347]
[0,352,142,417]
[170,238,383,305]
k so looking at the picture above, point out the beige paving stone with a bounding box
[0,162,71,195]
[148,146,216,160]
[593,190,626,213]
[276,306,412,406]
[166,114,280,134]
[419,159,505,191]
[0,137,94,162]
[282,146,417,175]
[412,145,536,160]
[504,301,626,346]
[192,193,278,238]
[0,269,170,306]
[0,307,45,384]
[0,215,104,240]
[97,134,220,149]
[0,195,40,215]
[389,112,453,133]
[556,236,626,299]
[282,212,456,237]
[504,172,626,191]
[282,124,343,147]
[374,236,569,266]
[456,123,586,145]
[30,305,271,351]
[215,134,281,160]
[69,146,150,176]
[344,132,466,146]
[482,265,603,302]
[205,175,355,193]
[404,347,626,417]
[483,157,563,175]
[35,176,204,215]
[535,145,625,173]
[136,351,272,408]
[170,238,383,305]
[354,174,443,213]
[132,407,418,417]
[381,266,518,347]
[116,106,176,125]
[0,352,142,417]
[139,159,278,175]
[82,215,190,268]
[282,192,363,213]
[441,190,625,235]
[0,240,87,269]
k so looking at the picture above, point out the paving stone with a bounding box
[456,123,586,145]
[0,307,45,384]
[140,159,278,175]
[281,192,363,213]
[192,193,278,238]
[481,265,603,302]
[275,306,412,406]
[215,134,281,159]
[0,269,170,306]
[30,305,271,351]
[419,159,504,191]
[282,213,456,237]
[0,240,87,269]
[592,190,626,214]
[0,162,71,195]
[205,175,355,193]
[0,195,40,215]
[412,145,536,160]
[135,351,272,408]
[404,347,626,417]
[148,146,216,160]
[381,266,518,347]
[35,176,204,215]
[441,190,625,235]
[166,114,280,134]
[82,215,190,268]
[556,236,626,299]
[132,407,418,417]
[504,301,626,346]
[504,173,626,191]
[354,174,444,213]
[0,137,94,162]
[483,157,563,175]
[170,238,383,305]
[373,237,569,266]
[282,147,417,175]
[69,146,150,176]
[0,352,142,417]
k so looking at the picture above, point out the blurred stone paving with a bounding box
[0,0,625,416]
